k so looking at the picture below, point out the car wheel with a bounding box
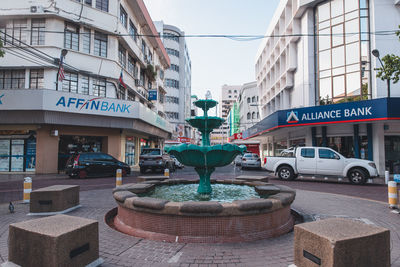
[140,167,146,174]
[78,170,87,179]
[277,166,294,180]
[348,168,367,185]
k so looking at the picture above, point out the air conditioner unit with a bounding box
[30,6,44,13]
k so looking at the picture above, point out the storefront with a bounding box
[0,89,172,174]
[0,130,36,172]
[243,98,400,174]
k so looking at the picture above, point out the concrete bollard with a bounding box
[23,177,32,203]
[385,170,390,184]
[388,181,398,209]
[164,168,170,177]
[116,169,122,187]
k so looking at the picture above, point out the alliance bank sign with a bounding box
[286,106,373,124]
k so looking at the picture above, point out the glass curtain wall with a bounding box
[316,0,371,104]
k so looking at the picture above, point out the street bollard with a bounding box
[116,169,122,187]
[23,177,32,203]
[164,168,170,177]
[388,181,398,209]
[385,170,390,184]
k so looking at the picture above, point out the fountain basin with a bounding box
[110,179,296,243]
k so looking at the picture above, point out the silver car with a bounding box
[234,155,242,166]
[241,153,261,169]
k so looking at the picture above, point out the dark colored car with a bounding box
[65,152,131,178]
[139,148,175,174]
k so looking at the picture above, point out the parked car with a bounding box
[139,148,175,174]
[234,155,242,166]
[241,153,261,169]
[264,147,379,185]
[65,152,131,178]
[171,155,184,169]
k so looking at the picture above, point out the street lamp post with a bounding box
[372,49,391,98]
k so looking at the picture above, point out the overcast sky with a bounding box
[143,0,280,101]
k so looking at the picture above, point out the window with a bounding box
[247,112,251,120]
[0,70,25,89]
[166,112,179,120]
[94,31,107,57]
[120,5,127,28]
[247,97,250,103]
[163,32,179,42]
[257,112,260,119]
[92,78,106,97]
[252,96,256,102]
[80,75,89,95]
[165,96,179,104]
[169,64,179,72]
[64,23,79,50]
[301,148,315,158]
[127,90,135,101]
[31,19,45,45]
[82,28,91,54]
[166,48,179,57]
[319,149,339,159]
[252,112,256,119]
[129,20,137,41]
[118,44,126,68]
[75,0,92,3]
[96,0,108,12]
[141,40,146,55]
[127,55,136,78]
[147,80,152,90]
[117,85,126,100]
[62,72,78,93]
[165,79,179,89]
[1,19,27,45]
[29,69,44,89]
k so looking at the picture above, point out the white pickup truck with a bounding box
[264,147,379,185]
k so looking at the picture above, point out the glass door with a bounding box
[11,139,24,172]
[0,140,10,171]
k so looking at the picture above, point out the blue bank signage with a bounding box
[148,90,157,101]
[243,98,400,139]
[55,96,131,113]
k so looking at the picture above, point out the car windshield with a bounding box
[244,154,258,158]
[141,149,161,155]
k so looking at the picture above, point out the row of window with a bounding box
[0,69,43,89]
[0,19,44,46]
[119,4,139,44]
[169,64,179,72]
[165,96,179,104]
[64,23,108,57]
[166,48,179,57]
[61,72,107,97]
[165,112,179,120]
[74,0,109,12]
[165,79,179,89]
[163,32,179,42]
[246,112,260,120]
[247,96,259,103]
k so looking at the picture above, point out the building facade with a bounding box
[155,21,192,141]
[238,81,260,132]
[246,0,400,174]
[211,84,240,145]
[0,0,172,173]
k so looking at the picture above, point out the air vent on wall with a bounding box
[30,6,44,13]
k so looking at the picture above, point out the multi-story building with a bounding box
[155,21,192,141]
[211,84,240,144]
[245,0,400,174]
[238,81,260,132]
[0,0,172,174]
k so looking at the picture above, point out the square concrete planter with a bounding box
[30,185,80,214]
[294,218,390,267]
[8,214,102,267]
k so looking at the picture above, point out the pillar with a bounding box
[311,127,317,147]
[36,126,59,174]
[322,126,327,147]
[373,122,386,175]
[353,124,360,159]
[367,123,373,161]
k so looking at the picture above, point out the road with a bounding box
[0,164,388,204]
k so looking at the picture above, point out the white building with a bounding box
[246,0,400,175]
[0,0,171,173]
[238,81,260,132]
[155,21,192,141]
[211,84,240,145]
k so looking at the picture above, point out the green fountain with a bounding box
[165,99,246,194]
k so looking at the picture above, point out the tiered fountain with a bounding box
[110,99,296,243]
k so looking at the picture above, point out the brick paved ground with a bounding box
[1,187,399,267]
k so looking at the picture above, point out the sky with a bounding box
[143,0,280,102]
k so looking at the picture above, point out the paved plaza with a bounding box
[1,182,399,266]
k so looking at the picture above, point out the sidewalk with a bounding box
[0,188,399,266]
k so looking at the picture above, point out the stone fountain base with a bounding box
[109,179,296,243]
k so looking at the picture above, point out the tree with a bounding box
[0,39,4,58]
[375,25,400,84]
